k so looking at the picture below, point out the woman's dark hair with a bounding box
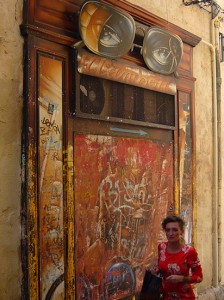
[162,215,185,231]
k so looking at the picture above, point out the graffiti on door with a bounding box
[38,55,64,299]
[74,134,174,299]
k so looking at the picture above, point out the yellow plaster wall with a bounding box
[0,0,23,298]
[193,42,214,291]
[219,20,224,286]
[127,0,210,39]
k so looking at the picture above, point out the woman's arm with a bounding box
[187,247,203,283]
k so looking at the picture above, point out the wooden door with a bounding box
[72,66,176,298]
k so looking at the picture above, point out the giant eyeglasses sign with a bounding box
[78,0,183,75]
[79,0,136,58]
[142,27,183,75]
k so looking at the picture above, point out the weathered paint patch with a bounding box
[28,143,39,300]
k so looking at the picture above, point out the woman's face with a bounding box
[165,222,183,243]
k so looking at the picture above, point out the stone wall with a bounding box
[0,0,23,298]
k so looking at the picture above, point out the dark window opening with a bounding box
[76,73,175,127]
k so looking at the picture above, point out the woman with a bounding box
[158,215,203,299]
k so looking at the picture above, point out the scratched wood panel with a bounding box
[74,134,174,299]
[38,54,65,299]
[25,0,84,39]
[177,44,193,77]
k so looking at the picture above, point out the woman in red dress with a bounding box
[158,215,203,300]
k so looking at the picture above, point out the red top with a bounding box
[158,242,203,299]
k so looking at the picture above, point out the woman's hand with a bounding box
[150,265,159,275]
[166,275,186,283]
[147,258,159,275]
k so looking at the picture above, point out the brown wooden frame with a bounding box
[21,34,74,299]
